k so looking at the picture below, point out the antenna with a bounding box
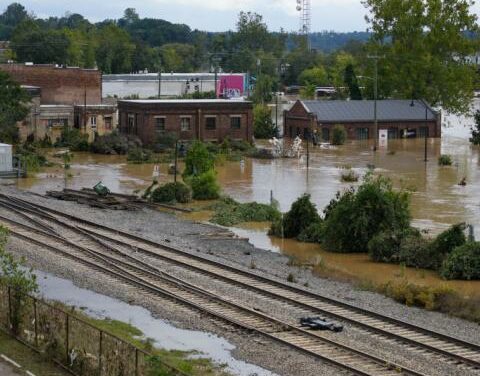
[296,0,311,49]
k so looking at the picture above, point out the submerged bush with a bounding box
[441,242,480,280]
[271,194,321,239]
[210,197,280,226]
[127,148,152,163]
[151,182,191,204]
[331,125,347,145]
[91,131,134,155]
[340,169,359,183]
[323,175,411,253]
[438,154,453,166]
[183,141,215,178]
[189,170,220,200]
[297,221,325,243]
[427,223,466,269]
[55,127,89,151]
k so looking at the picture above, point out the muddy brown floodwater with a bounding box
[5,103,480,299]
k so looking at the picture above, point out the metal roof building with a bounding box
[284,99,441,141]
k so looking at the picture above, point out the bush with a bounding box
[397,232,433,268]
[253,104,276,139]
[127,148,152,163]
[15,143,48,173]
[210,197,280,226]
[55,127,89,151]
[331,125,347,145]
[298,221,325,243]
[340,169,359,183]
[271,194,320,238]
[427,223,466,269]
[438,154,453,166]
[441,242,480,280]
[322,175,411,253]
[151,182,191,204]
[368,230,404,263]
[189,170,220,200]
[183,141,215,178]
[91,131,132,155]
[152,132,178,151]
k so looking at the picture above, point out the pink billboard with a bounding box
[217,75,245,99]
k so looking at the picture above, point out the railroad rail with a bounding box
[0,214,423,376]
[0,194,479,372]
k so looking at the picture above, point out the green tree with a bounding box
[0,71,30,143]
[331,125,347,145]
[95,23,135,74]
[470,110,480,145]
[183,141,215,178]
[344,64,362,100]
[363,0,479,114]
[0,2,30,40]
[300,83,316,100]
[298,66,328,87]
[161,43,196,72]
[0,226,38,335]
[251,74,274,104]
[253,104,276,139]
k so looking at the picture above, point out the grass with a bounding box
[0,331,69,375]
[438,154,453,166]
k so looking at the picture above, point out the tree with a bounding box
[0,71,30,143]
[235,11,270,52]
[0,2,30,39]
[161,43,196,72]
[95,23,135,74]
[344,64,362,100]
[251,74,274,104]
[253,104,276,139]
[363,0,479,114]
[470,110,480,145]
[298,66,328,87]
[182,141,215,178]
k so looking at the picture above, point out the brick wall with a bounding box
[118,101,253,144]
[0,64,101,105]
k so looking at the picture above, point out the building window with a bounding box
[47,118,68,127]
[322,128,330,142]
[105,116,112,130]
[180,117,191,131]
[356,127,369,140]
[205,116,216,130]
[90,116,97,127]
[230,116,241,129]
[155,117,166,133]
[388,128,399,139]
[128,114,135,130]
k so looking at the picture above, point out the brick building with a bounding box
[118,99,253,144]
[284,100,441,141]
[0,63,101,105]
[74,105,118,143]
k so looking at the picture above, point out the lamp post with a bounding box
[358,74,378,151]
[419,99,429,162]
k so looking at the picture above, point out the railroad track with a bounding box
[1,194,479,372]
[0,214,422,376]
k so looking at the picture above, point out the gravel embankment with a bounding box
[1,187,479,376]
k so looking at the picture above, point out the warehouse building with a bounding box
[284,99,441,141]
[118,99,253,144]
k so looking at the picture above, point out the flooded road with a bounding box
[5,102,480,298]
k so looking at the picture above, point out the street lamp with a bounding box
[358,74,378,151]
[418,98,429,162]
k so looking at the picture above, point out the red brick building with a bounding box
[284,100,441,141]
[118,99,253,144]
[0,63,101,105]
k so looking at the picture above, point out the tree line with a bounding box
[1,1,479,114]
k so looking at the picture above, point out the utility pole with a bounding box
[367,55,383,152]
[421,99,429,162]
[83,86,87,131]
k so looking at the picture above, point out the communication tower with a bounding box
[296,0,311,49]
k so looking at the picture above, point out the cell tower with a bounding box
[296,0,311,48]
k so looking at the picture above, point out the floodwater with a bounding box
[34,270,277,376]
[5,101,480,297]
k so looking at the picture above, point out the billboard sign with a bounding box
[217,75,246,98]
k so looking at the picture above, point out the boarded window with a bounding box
[205,117,216,130]
[230,116,241,129]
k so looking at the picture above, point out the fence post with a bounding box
[65,313,69,366]
[135,348,139,376]
[7,286,12,332]
[33,297,38,348]
[98,330,103,376]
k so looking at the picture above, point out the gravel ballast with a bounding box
[1,187,479,376]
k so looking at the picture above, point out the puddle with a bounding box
[34,270,278,376]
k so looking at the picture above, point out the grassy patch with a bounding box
[0,331,69,375]
[209,197,280,227]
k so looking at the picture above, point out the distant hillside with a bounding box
[310,31,370,52]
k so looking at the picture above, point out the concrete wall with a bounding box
[0,64,101,105]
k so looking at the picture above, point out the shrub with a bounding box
[127,148,152,163]
[271,194,320,238]
[438,154,453,166]
[151,182,191,204]
[441,242,480,280]
[427,223,467,269]
[331,125,347,145]
[91,131,131,155]
[298,221,325,243]
[470,110,480,145]
[230,139,253,152]
[189,170,220,200]
[183,141,215,178]
[153,132,178,151]
[15,143,48,173]
[253,104,276,139]
[55,127,89,151]
[322,175,411,253]
[397,232,433,268]
[209,197,280,226]
[368,230,404,263]
[340,169,359,183]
